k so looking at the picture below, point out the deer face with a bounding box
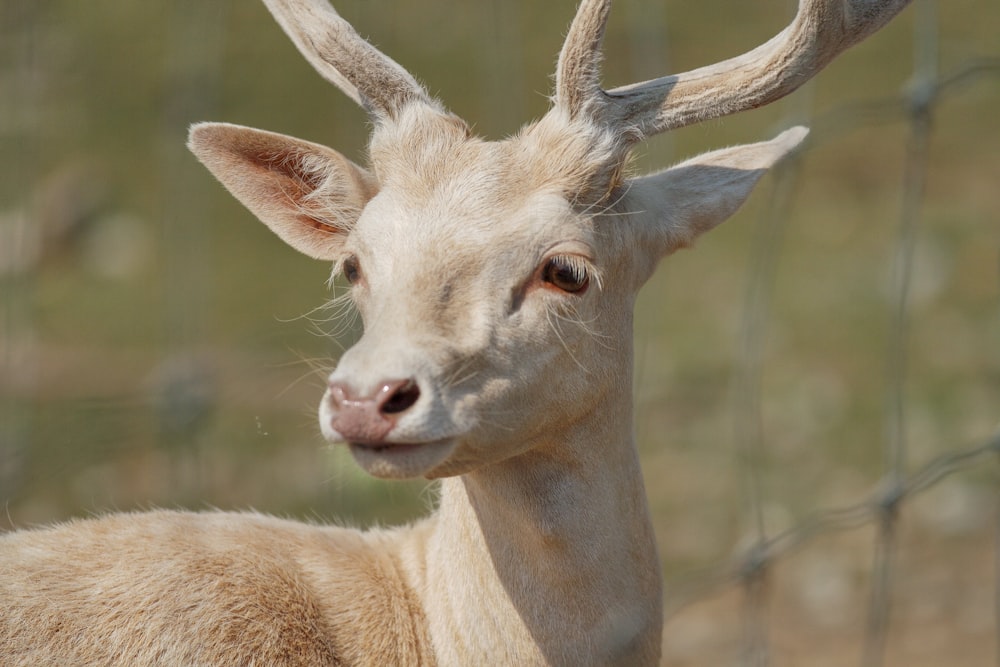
[189,106,805,479]
[327,187,609,478]
[190,109,633,478]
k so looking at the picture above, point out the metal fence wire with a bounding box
[662,1,1000,664]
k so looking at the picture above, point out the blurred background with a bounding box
[1,0,998,664]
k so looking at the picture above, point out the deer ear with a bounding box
[627,126,808,258]
[188,122,377,260]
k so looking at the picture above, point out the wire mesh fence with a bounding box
[656,2,1000,663]
[1,1,998,665]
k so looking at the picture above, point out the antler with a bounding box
[557,0,913,140]
[261,0,435,121]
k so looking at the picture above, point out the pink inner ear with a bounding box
[188,122,375,260]
[248,148,345,233]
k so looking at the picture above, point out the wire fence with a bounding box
[662,1,1000,664]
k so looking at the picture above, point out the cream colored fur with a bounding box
[1,0,907,663]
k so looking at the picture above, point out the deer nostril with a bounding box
[380,379,421,415]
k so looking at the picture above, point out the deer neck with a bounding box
[405,357,663,665]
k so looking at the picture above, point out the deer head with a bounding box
[188,0,911,481]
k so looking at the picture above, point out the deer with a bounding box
[1,0,911,664]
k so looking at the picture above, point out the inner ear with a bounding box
[188,122,378,260]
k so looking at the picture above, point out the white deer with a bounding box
[1,0,911,664]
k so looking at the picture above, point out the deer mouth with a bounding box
[346,438,456,479]
[349,440,422,453]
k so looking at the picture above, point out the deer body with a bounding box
[2,511,433,665]
[1,0,911,664]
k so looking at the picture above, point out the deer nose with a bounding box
[327,379,421,443]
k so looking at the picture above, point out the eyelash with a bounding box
[540,255,591,294]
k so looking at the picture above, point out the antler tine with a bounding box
[261,0,435,121]
[605,0,913,139]
[555,0,614,121]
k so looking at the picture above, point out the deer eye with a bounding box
[342,255,362,284]
[541,255,590,294]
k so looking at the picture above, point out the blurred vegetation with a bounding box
[0,0,998,662]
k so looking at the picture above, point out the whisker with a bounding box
[273,351,336,399]
[545,309,591,374]
[442,357,481,389]
[550,307,615,351]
